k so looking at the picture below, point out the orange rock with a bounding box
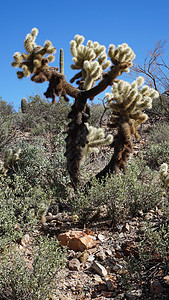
[57,230,97,251]
[164,275,169,285]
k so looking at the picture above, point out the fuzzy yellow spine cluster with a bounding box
[70,34,111,89]
[11,28,56,79]
[108,43,136,72]
[159,163,169,188]
[106,77,159,137]
[81,123,113,165]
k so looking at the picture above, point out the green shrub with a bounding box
[145,141,169,170]
[10,135,69,195]
[0,175,53,245]
[73,159,162,225]
[149,122,169,144]
[17,95,71,134]
[0,236,66,300]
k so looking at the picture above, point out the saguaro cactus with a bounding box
[59,48,64,75]
[21,97,28,113]
[12,28,159,189]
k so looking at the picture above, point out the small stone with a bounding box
[91,261,107,277]
[112,263,123,272]
[115,251,123,259]
[78,251,89,263]
[150,279,163,294]
[105,249,112,256]
[101,291,114,298]
[93,274,103,283]
[106,277,117,291]
[68,258,80,271]
[123,223,130,232]
[87,254,95,262]
[125,289,142,299]
[164,275,169,285]
[97,233,105,242]
[57,230,97,251]
[119,232,124,239]
[95,250,106,261]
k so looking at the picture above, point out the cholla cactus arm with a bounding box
[70,34,111,90]
[12,28,56,81]
[159,163,169,188]
[80,123,113,165]
[108,43,136,72]
[93,77,159,180]
[3,148,21,172]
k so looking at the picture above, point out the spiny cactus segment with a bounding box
[70,34,111,89]
[59,48,64,75]
[81,123,113,165]
[159,163,169,188]
[21,97,28,113]
[106,77,159,139]
[11,28,56,81]
[0,148,21,175]
[108,43,136,72]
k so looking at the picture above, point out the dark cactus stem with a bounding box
[95,120,133,181]
[59,49,64,75]
[21,97,28,113]
[65,96,90,190]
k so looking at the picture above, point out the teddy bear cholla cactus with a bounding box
[70,35,136,90]
[108,43,136,71]
[11,28,56,81]
[106,76,159,139]
[95,77,159,179]
[0,148,21,175]
[159,163,169,188]
[70,34,111,89]
[81,123,113,165]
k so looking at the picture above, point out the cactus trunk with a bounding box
[95,120,133,180]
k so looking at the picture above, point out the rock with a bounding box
[150,279,163,294]
[95,250,106,261]
[77,251,89,263]
[91,261,108,277]
[101,291,114,298]
[125,289,142,299]
[93,274,103,283]
[97,233,105,242]
[123,223,130,232]
[105,249,113,256]
[164,275,169,285]
[87,254,95,262]
[105,276,117,291]
[68,258,80,271]
[115,251,123,259]
[57,230,97,251]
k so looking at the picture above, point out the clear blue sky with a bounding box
[1,0,169,110]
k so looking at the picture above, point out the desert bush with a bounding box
[145,141,169,170]
[152,95,169,114]
[0,98,15,117]
[0,235,66,300]
[73,159,162,225]
[0,174,53,245]
[17,95,70,134]
[139,221,169,261]
[9,135,70,195]
[148,122,169,144]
